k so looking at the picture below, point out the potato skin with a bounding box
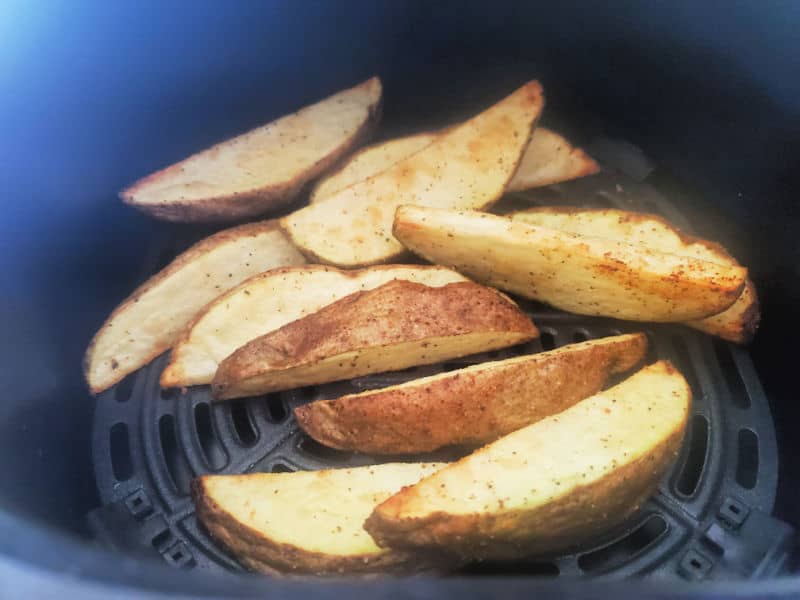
[295,333,647,454]
[212,280,538,399]
[122,78,382,223]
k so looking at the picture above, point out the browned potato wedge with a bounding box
[212,280,539,400]
[121,77,382,222]
[511,207,759,343]
[365,360,690,560]
[309,127,597,204]
[84,221,306,394]
[393,205,747,322]
[194,463,445,575]
[294,333,646,454]
[309,132,437,203]
[506,127,599,191]
[281,81,544,267]
[161,264,467,388]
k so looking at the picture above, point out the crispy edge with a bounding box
[507,132,600,191]
[83,220,294,394]
[294,333,647,454]
[280,81,545,267]
[160,263,469,388]
[121,80,382,223]
[192,476,425,576]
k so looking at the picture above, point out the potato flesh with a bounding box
[393,206,747,322]
[281,81,544,267]
[161,265,467,388]
[85,224,306,393]
[511,208,759,342]
[506,128,599,191]
[366,361,690,558]
[125,78,382,206]
[199,463,443,557]
[310,133,437,203]
[309,127,597,205]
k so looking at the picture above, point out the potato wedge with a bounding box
[365,361,690,560]
[309,127,597,204]
[295,333,646,454]
[281,81,544,267]
[507,128,600,192]
[194,463,445,575]
[309,132,437,203]
[161,264,468,388]
[511,207,759,343]
[85,221,306,394]
[393,205,747,322]
[212,280,538,400]
[121,77,382,222]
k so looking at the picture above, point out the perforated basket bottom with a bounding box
[89,139,792,580]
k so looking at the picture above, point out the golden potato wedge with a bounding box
[295,333,646,454]
[212,280,538,400]
[365,360,690,560]
[511,207,759,343]
[161,264,468,388]
[85,221,306,394]
[309,127,597,204]
[507,128,600,192]
[121,77,382,222]
[194,463,445,575]
[309,132,437,203]
[393,205,747,322]
[281,81,544,267]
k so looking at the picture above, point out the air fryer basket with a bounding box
[89,140,793,580]
[4,2,800,597]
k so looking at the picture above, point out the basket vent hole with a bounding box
[713,340,750,409]
[230,401,257,446]
[460,560,559,576]
[736,429,759,489]
[194,403,227,471]
[109,423,133,482]
[297,436,352,461]
[115,375,135,403]
[573,330,590,343]
[578,515,667,573]
[158,414,192,494]
[265,395,288,423]
[540,331,556,351]
[151,529,173,550]
[271,463,293,473]
[676,414,709,497]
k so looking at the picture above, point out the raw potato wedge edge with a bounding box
[194,463,446,575]
[281,81,544,267]
[309,127,598,205]
[212,280,539,400]
[365,360,690,560]
[85,221,306,394]
[121,77,382,223]
[393,205,747,322]
[295,332,647,454]
[511,207,759,343]
[161,264,468,388]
